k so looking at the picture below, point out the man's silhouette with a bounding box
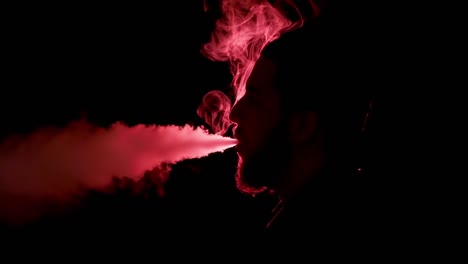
[228,7,382,258]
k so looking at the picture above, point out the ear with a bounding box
[288,111,319,144]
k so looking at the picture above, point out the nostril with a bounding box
[225,123,237,138]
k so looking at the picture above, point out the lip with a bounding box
[234,141,241,150]
[232,130,239,140]
[232,127,243,153]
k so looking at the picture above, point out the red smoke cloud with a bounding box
[0,119,236,225]
[198,0,320,133]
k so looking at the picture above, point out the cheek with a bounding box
[238,96,283,151]
[245,114,280,149]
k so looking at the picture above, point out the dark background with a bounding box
[2,1,232,134]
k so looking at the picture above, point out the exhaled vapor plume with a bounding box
[0,119,237,224]
[198,0,320,134]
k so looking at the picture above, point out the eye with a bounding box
[244,86,259,99]
[241,91,258,104]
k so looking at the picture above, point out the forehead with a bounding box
[246,56,278,93]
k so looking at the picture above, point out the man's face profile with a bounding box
[229,56,292,195]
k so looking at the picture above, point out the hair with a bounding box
[260,4,374,171]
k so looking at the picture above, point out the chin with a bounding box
[234,155,268,196]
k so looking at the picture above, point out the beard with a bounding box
[235,121,292,196]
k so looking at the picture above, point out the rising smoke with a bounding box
[197,0,320,130]
[197,90,233,135]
